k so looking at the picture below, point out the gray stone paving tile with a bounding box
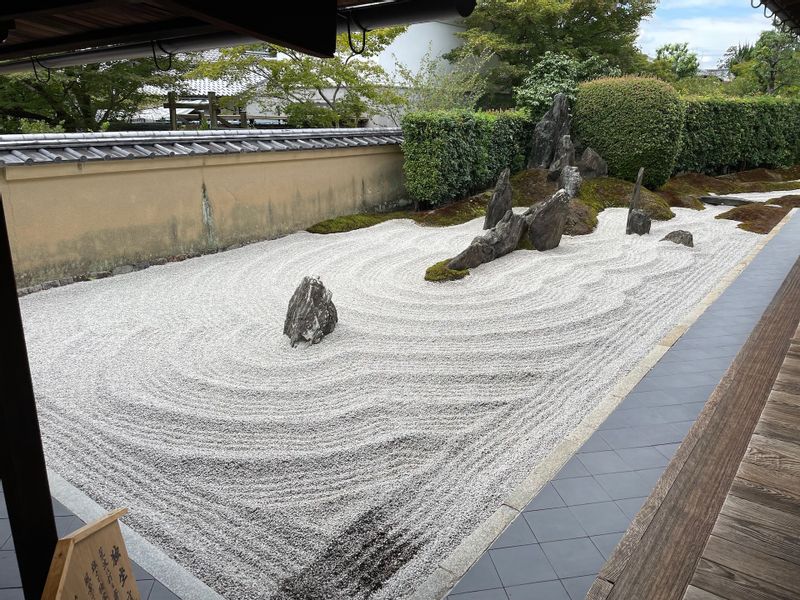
[577,432,611,453]
[654,443,681,460]
[594,471,654,500]
[0,496,6,520]
[553,457,589,480]
[568,502,630,536]
[55,515,84,537]
[551,477,612,506]
[576,451,629,475]
[524,484,565,511]
[618,390,685,409]
[561,575,600,600]
[491,515,537,549]
[0,551,21,589]
[0,537,11,552]
[656,402,706,423]
[0,589,24,600]
[672,420,696,438]
[147,581,181,600]
[615,497,648,519]
[635,467,666,489]
[540,538,605,579]
[489,544,557,587]
[504,580,569,600]
[614,446,669,470]
[523,508,585,543]
[131,560,154,581]
[449,588,508,600]
[599,423,683,449]
[648,357,733,376]
[137,579,156,598]
[633,371,722,392]
[52,499,73,517]
[598,407,665,430]
[590,531,624,559]
[0,523,9,550]
[452,554,503,594]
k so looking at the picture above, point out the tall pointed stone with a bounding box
[484,168,512,230]
[528,93,571,169]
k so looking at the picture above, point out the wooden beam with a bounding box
[0,195,58,600]
[0,17,215,61]
[158,0,337,58]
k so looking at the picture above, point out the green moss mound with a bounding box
[574,77,684,189]
[510,168,557,207]
[425,259,469,282]
[769,194,800,209]
[657,172,800,211]
[716,203,789,234]
[578,177,675,220]
[307,195,488,234]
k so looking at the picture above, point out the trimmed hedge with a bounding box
[574,77,684,189]
[675,97,800,175]
[402,110,532,206]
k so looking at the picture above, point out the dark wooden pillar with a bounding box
[208,91,218,129]
[0,195,58,600]
[167,91,177,131]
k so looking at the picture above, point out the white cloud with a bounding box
[638,13,770,65]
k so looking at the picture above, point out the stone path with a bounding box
[445,211,800,600]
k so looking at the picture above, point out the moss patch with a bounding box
[719,167,783,183]
[768,194,800,209]
[579,177,675,221]
[658,172,800,211]
[510,169,557,207]
[716,203,790,234]
[424,259,469,282]
[308,195,488,234]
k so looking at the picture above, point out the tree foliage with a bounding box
[0,59,190,132]
[194,29,406,127]
[654,43,699,80]
[448,0,657,94]
[514,52,620,117]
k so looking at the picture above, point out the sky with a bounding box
[638,0,775,68]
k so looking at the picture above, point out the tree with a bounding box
[720,43,754,70]
[655,43,699,79]
[0,58,191,132]
[751,29,800,94]
[447,0,657,94]
[392,46,493,114]
[513,52,620,117]
[194,28,406,127]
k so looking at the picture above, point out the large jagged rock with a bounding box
[283,276,338,347]
[523,189,571,250]
[447,210,526,270]
[484,168,512,230]
[577,147,608,180]
[547,135,576,181]
[628,209,651,235]
[528,93,571,169]
[559,165,582,199]
[661,230,694,247]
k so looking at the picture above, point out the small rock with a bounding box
[284,276,338,347]
[484,168,512,230]
[133,261,151,271]
[528,93,571,169]
[523,189,571,250]
[112,264,135,276]
[577,147,608,180]
[41,280,60,290]
[661,230,694,247]
[448,210,526,271]
[699,195,752,207]
[151,257,168,266]
[547,135,575,181]
[559,165,582,199]
[628,209,651,235]
[89,270,112,279]
[58,277,74,286]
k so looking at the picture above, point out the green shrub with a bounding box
[285,102,338,128]
[402,110,532,206]
[574,77,684,189]
[675,96,800,175]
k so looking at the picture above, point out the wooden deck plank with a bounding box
[728,477,800,519]
[691,557,797,600]
[711,512,800,567]
[682,584,725,600]
[588,258,800,600]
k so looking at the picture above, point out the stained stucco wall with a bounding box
[0,144,405,287]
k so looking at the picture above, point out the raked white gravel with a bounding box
[21,206,762,599]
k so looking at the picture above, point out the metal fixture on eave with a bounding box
[751,0,800,35]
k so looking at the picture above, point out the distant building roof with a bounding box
[0,128,402,166]
[698,68,732,82]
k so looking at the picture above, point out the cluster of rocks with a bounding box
[284,276,339,347]
[528,93,608,197]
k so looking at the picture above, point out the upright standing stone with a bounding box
[484,168,512,230]
[284,276,338,347]
[528,93,571,169]
[523,189,571,250]
[548,135,576,181]
[559,165,582,199]
[627,210,651,235]
[626,167,647,235]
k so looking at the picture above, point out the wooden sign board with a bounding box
[42,508,141,600]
